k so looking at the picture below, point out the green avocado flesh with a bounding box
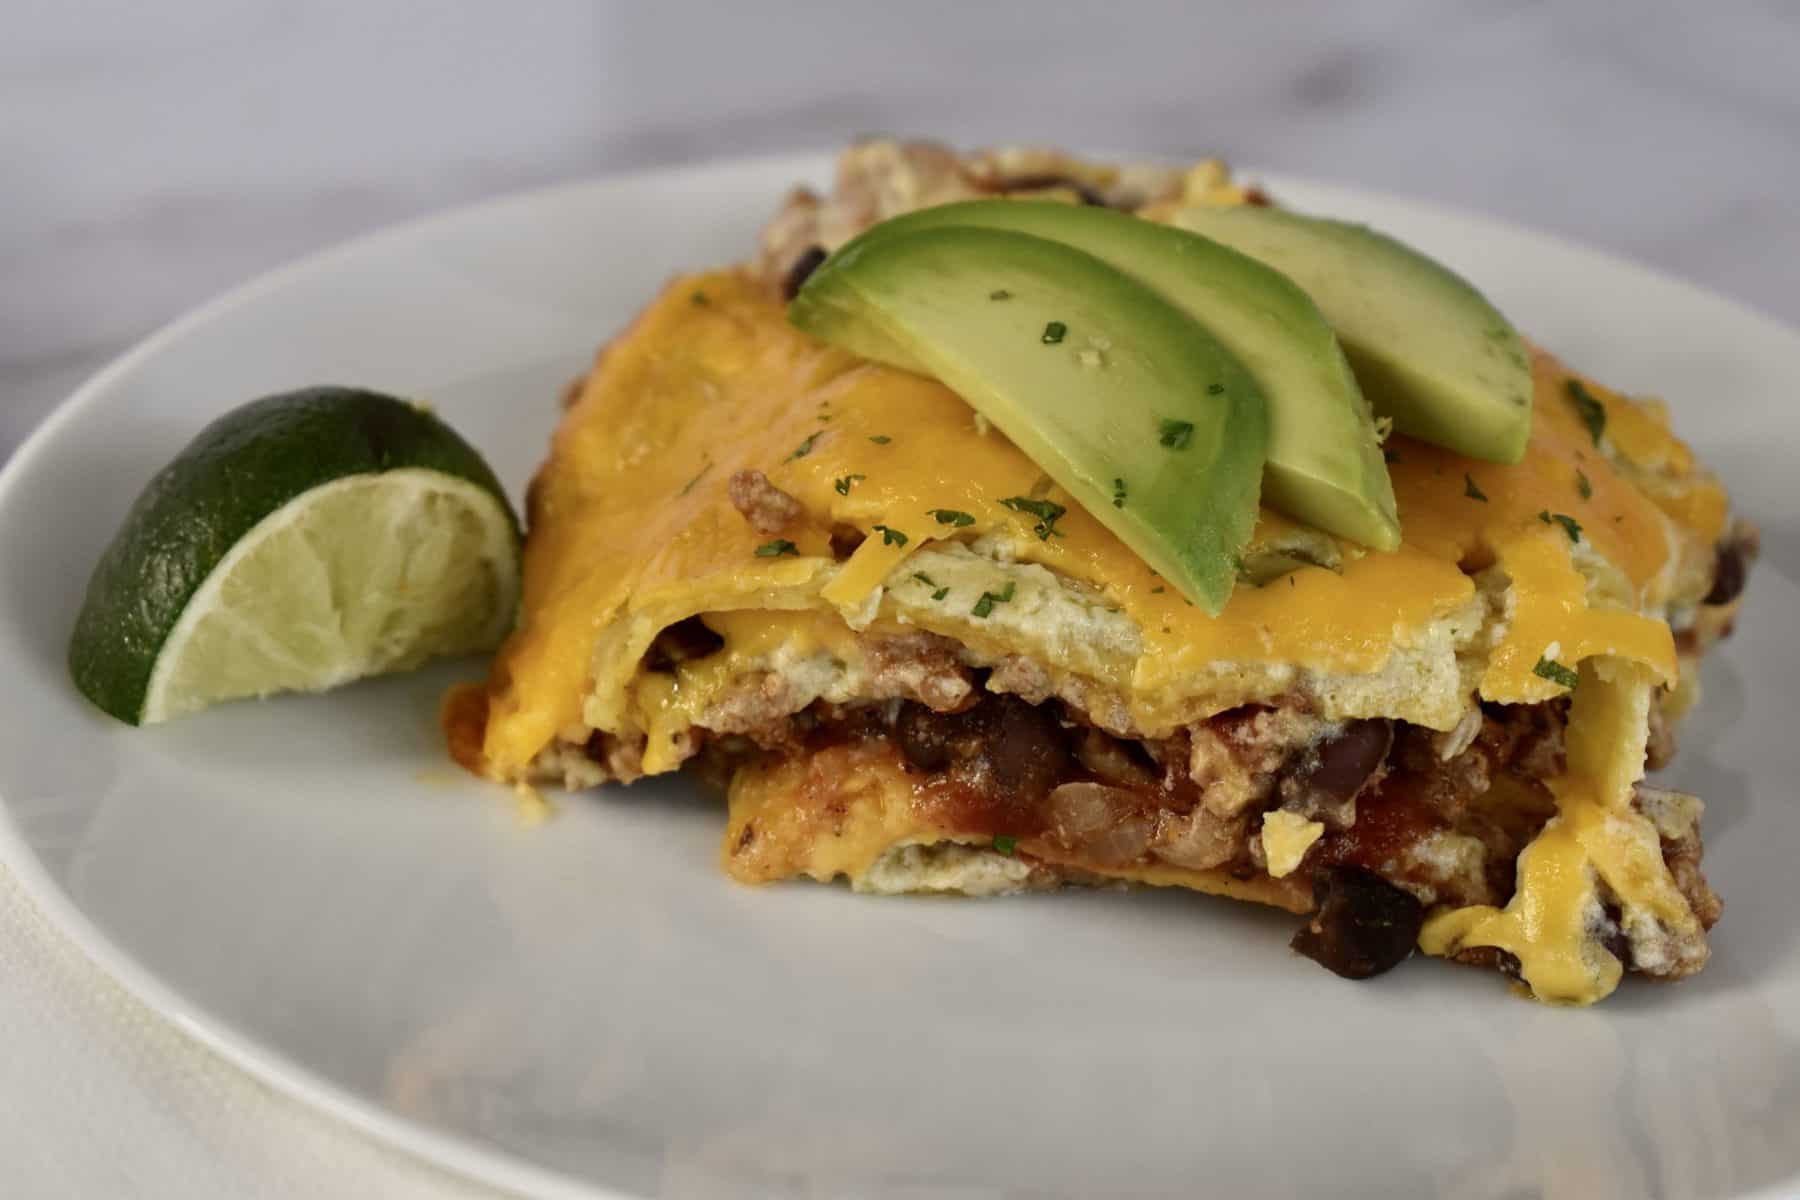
[809,199,1400,551]
[1169,205,1533,464]
[792,225,1268,615]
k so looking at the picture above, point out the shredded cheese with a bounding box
[1260,811,1326,879]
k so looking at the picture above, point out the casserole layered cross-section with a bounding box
[448,143,1751,1005]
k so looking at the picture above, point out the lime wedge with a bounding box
[69,387,520,725]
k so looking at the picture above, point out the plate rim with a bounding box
[3,148,1798,1200]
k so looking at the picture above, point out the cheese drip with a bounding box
[1418,658,1703,1004]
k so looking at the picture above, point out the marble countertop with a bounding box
[5,3,1797,463]
[1,4,1797,1196]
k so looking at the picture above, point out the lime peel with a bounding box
[69,387,520,725]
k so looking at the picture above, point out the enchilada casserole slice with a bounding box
[446,141,1753,1005]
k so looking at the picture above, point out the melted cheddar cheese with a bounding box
[477,273,1715,774]
[461,259,1731,1006]
[1420,658,1704,1003]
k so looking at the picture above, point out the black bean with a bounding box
[1290,865,1423,980]
[895,701,957,772]
[895,694,1075,803]
[1282,719,1393,823]
[1704,541,1747,606]
[781,245,829,300]
[984,695,1072,801]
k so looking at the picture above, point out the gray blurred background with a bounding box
[5,0,1798,458]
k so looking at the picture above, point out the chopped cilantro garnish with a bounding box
[1150,585,1165,594]
[989,288,1013,301]
[784,432,821,462]
[1539,510,1583,543]
[928,508,976,527]
[992,835,1018,856]
[971,581,1016,619]
[1384,449,1401,465]
[1576,468,1593,500]
[690,290,709,306]
[872,524,908,547]
[1463,473,1488,502]
[868,434,892,445]
[1533,657,1580,690]
[754,539,798,558]
[1206,382,1226,396]
[1000,496,1067,539]
[1112,477,1127,508]
[1041,320,1067,344]
[1159,419,1195,449]
[914,571,950,601]
[833,473,866,496]
[1567,379,1606,447]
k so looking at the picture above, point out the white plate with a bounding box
[2,153,1797,1199]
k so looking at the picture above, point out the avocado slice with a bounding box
[1169,206,1532,464]
[794,225,1267,615]
[807,200,1399,551]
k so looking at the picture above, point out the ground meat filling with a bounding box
[588,655,1711,983]
[727,469,805,534]
[718,688,1712,981]
[782,693,1575,905]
